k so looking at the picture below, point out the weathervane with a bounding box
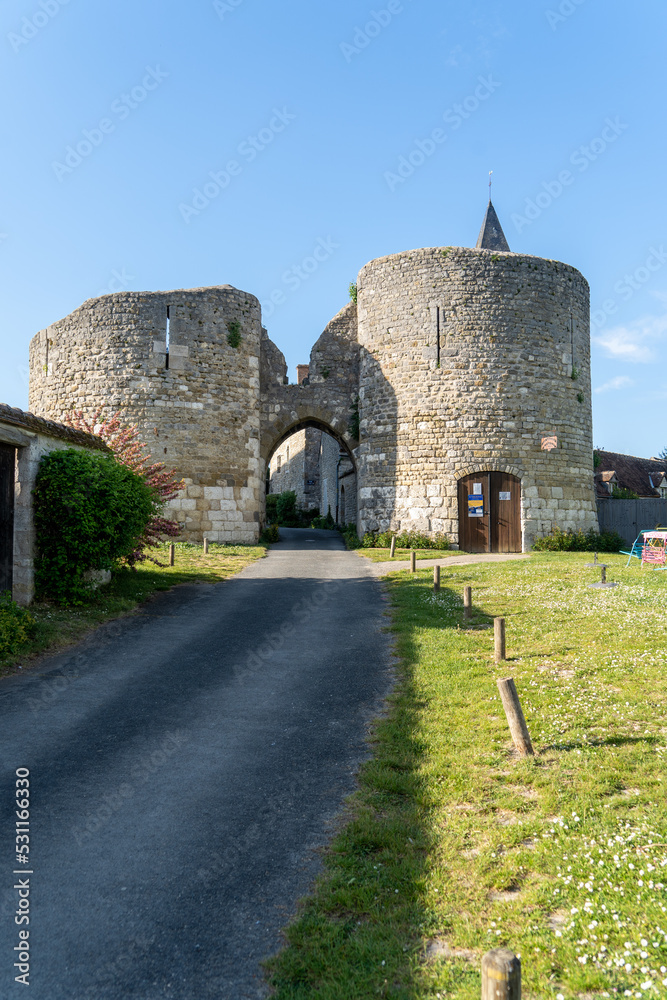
[488,170,493,202]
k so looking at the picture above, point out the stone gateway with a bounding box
[28,206,598,552]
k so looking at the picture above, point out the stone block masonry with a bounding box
[29,286,263,544]
[356,246,597,548]
[27,240,597,552]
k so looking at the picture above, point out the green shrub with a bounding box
[0,592,35,661]
[260,523,280,543]
[532,526,627,552]
[360,529,450,550]
[311,509,336,530]
[341,523,361,548]
[226,320,242,348]
[34,448,155,603]
[265,493,279,522]
[276,490,300,526]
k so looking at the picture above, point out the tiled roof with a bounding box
[595,449,667,498]
[0,403,107,450]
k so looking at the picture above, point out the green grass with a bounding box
[267,552,667,999]
[0,541,266,677]
[356,548,471,564]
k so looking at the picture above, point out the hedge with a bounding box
[34,448,155,602]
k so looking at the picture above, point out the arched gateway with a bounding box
[27,206,599,551]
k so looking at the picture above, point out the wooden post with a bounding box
[410,550,416,573]
[601,565,606,584]
[463,585,472,620]
[481,948,521,1000]
[169,544,175,567]
[204,537,209,555]
[496,677,534,756]
[389,535,396,558]
[433,565,440,592]
[494,617,506,663]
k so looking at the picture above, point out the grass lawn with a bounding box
[267,552,667,1000]
[0,541,266,678]
[356,548,470,563]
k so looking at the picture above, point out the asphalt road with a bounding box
[0,529,393,1000]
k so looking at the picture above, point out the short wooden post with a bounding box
[204,537,209,555]
[496,677,534,756]
[494,617,506,663]
[601,565,606,584]
[433,565,440,592]
[463,585,472,619]
[169,544,175,567]
[410,550,416,573]
[481,948,521,1000]
[389,535,396,558]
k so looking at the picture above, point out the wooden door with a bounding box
[458,472,491,553]
[0,444,15,596]
[458,471,521,553]
[490,472,521,552]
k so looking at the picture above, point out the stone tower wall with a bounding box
[356,246,597,549]
[28,286,263,543]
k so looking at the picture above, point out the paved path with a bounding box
[0,529,393,1000]
[363,551,530,576]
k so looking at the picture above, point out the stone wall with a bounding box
[268,428,308,504]
[29,286,263,543]
[0,403,106,604]
[356,246,597,549]
[26,247,596,551]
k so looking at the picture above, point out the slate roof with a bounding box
[476,200,511,252]
[0,402,107,450]
[594,449,667,498]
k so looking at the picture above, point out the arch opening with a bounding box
[265,419,357,527]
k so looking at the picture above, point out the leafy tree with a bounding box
[34,449,155,602]
[66,409,184,565]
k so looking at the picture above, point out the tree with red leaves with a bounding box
[65,409,184,566]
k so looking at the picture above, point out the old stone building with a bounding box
[0,404,106,604]
[28,204,598,551]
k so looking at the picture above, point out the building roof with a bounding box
[595,449,667,498]
[0,402,107,450]
[476,200,511,252]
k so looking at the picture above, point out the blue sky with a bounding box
[1,0,665,457]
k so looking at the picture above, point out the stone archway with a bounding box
[265,416,357,525]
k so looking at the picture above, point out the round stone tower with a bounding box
[29,285,263,543]
[356,242,597,550]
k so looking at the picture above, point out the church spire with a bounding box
[476,200,510,252]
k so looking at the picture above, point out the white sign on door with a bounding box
[499,491,511,501]
[472,483,482,495]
